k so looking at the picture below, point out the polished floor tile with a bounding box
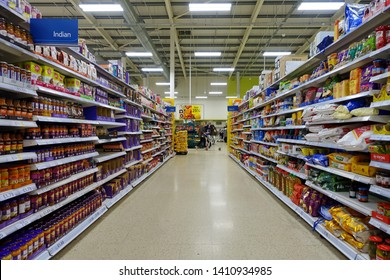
[54,143,345,260]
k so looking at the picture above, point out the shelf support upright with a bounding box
[170,26,175,99]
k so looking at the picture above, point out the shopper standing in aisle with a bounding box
[196,122,209,150]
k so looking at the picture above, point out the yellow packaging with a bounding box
[349,79,360,95]
[330,159,352,171]
[41,66,54,84]
[53,71,61,85]
[350,68,362,80]
[328,153,366,164]
[24,61,42,81]
[65,78,81,93]
[296,111,303,125]
[333,83,340,99]
[351,162,377,177]
[340,79,350,97]
[325,220,345,237]
[291,113,297,125]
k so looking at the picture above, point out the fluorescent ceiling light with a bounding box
[194,52,221,57]
[210,82,227,86]
[156,82,170,86]
[213,67,234,72]
[126,52,152,57]
[79,4,123,12]
[164,91,178,94]
[142,68,163,72]
[209,91,223,95]
[195,96,208,99]
[226,96,238,99]
[263,51,292,57]
[189,3,232,12]
[298,2,344,11]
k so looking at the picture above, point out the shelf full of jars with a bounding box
[0,3,174,260]
[229,2,390,261]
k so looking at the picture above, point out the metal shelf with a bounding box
[132,154,173,188]
[370,71,390,83]
[33,116,99,125]
[370,185,390,199]
[115,114,142,121]
[31,168,99,195]
[47,206,108,257]
[0,152,37,164]
[141,146,160,154]
[142,104,167,116]
[142,130,153,133]
[276,164,307,180]
[118,131,143,135]
[306,163,375,185]
[96,169,127,187]
[0,81,37,97]
[370,99,390,109]
[369,218,390,235]
[23,136,99,147]
[30,152,99,171]
[250,140,279,147]
[35,86,126,112]
[124,99,143,108]
[94,151,126,163]
[96,121,126,127]
[251,125,306,131]
[0,183,37,202]
[142,157,153,164]
[96,137,126,144]
[251,152,278,164]
[229,154,367,260]
[277,138,345,150]
[237,147,251,154]
[307,115,389,126]
[277,150,306,160]
[276,138,306,145]
[306,181,378,216]
[125,145,142,152]
[125,160,142,168]
[140,139,154,144]
[0,119,37,128]
[104,184,133,209]
[370,161,390,170]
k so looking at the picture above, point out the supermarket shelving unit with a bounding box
[0,5,174,259]
[229,7,390,260]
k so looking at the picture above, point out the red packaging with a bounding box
[376,26,387,49]
[387,25,390,45]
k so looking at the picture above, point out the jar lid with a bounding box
[369,235,383,243]
[377,244,390,252]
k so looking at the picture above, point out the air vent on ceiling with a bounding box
[178,30,191,37]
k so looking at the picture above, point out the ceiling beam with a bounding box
[229,0,265,78]
[67,0,141,82]
[119,0,169,79]
[164,0,187,78]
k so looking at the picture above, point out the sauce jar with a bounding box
[6,21,15,39]
[9,167,19,186]
[19,240,28,260]
[357,186,369,202]
[14,66,20,82]
[10,245,21,260]
[14,25,21,42]
[376,244,390,260]
[376,26,387,50]
[0,61,8,77]
[0,17,6,36]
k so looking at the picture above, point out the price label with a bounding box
[56,239,65,250]
[17,154,24,160]
[22,186,34,193]
[376,188,382,195]
[322,230,329,239]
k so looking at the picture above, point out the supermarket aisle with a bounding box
[54,143,345,260]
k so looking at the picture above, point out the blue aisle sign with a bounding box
[30,19,78,46]
[227,106,238,112]
[166,106,176,113]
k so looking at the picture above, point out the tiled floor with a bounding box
[54,143,345,260]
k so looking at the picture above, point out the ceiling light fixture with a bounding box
[209,91,223,95]
[226,96,238,99]
[79,4,123,12]
[194,52,221,57]
[210,82,227,86]
[141,68,164,72]
[189,3,232,12]
[195,96,208,99]
[298,2,344,11]
[263,51,292,57]
[126,52,153,57]
[213,67,234,72]
[156,82,170,86]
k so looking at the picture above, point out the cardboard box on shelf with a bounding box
[274,55,308,80]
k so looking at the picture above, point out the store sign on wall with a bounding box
[166,106,176,113]
[176,105,203,120]
[30,19,78,46]
[227,106,238,112]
